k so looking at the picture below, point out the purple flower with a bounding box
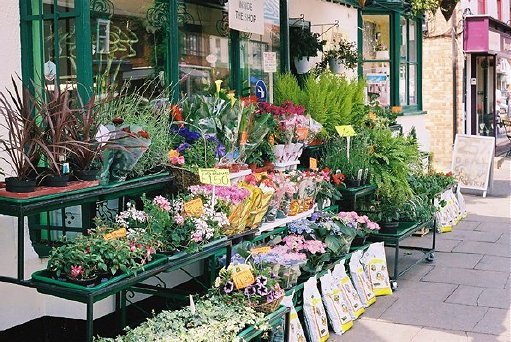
[256,275,267,286]
[215,143,226,158]
[177,143,191,153]
[266,292,274,303]
[244,285,257,297]
[223,281,234,294]
[178,127,201,142]
[257,285,269,296]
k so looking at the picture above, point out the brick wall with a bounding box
[423,8,464,171]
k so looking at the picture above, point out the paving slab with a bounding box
[445,285,483,306]
[453,241,510,258]
[410,328,468,342]
[475,222,511,233]
[382,299,488,331]
[330,319,421,342]
[467,332,511,342]
[471,308,510,336]
[432,252,483,269]
[440,230,503,243]
[465,215,511,225]
[496,233,509,245]
[422,266,509,288]
[361,294,398,319]
[402,236,462,252]
[474,255,511,272]
[477,288,511,309]
[455,220,481,231]
[392,281,458,302]
[396,264,435,282]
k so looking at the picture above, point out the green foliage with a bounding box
[274,72,366,136]
[318,38,359,71]
[322,136,369,180]
[289,27,326,59]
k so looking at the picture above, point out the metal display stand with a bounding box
[337,184,377,211]
[367,220,436,289]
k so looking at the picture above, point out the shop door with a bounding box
[471,55,496,144]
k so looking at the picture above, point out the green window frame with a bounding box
[20,0,290,102]
[357,9,423,113]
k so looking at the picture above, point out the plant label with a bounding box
[198,168,231,186]
[184,198,204,217]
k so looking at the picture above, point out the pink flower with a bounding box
[303,240,326,254]
[283,235,305,251]
[170,155,185,165]
[153,195,171,211]
[129,244,137,252]
[146,246,155,258]
[70,265,83,278]
[191,231,203,242]
[174,215,184,225]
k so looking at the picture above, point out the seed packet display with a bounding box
[361,242,392,296]
[320,271,353,334]
[331,262,365,319]
[349,250,376,307]
[303,277,330,342]
[281,293,307,342]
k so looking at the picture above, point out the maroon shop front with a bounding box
[464,15,511,156]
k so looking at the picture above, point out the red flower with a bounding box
[332,173,346,186]
[446,171,453,177]
[137,130,150,139]
[170,105,184,122]
[122,127,131,133]
[244,174,257,185]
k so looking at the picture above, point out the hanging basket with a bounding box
[167,166,201,193]
[250,295,284,314]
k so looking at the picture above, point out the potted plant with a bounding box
[0,78,43,192]
[321,38,358,74]
[289,27,326,74]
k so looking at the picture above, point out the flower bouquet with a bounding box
[214,263,285,313]
[100,122,152,182]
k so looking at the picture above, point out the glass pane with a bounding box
[399,64,407,105]
[362,15,390,60]
[400,17,407,62]
[409,20,417,63]
[91,0,165,94]
[178,2,230,96]
[241,0,280,100]
[363,62,390,106]
[409,64,417,105]
[41,0,76,13]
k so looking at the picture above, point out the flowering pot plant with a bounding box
[213,263,285,313]
[47,240,103,282]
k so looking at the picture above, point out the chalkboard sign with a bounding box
[452,134,495,197]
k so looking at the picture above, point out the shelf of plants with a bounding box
[0,74,463,341]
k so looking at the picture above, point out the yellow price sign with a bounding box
[335,125,357,137]
[183,198,204,217]
[104,228,127,241]
[309,157,318,170]
[232,269,255,289]
[198,168,231,186]
[250,246,272,255]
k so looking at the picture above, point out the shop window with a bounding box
[178,1,230,96]
[361,14,391,106]
[399,17,418,107]
[240,0,280,100]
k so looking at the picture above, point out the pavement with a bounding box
[332,158,511,342]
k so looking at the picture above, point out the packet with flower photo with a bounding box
[303,277,329,342]
[281,292,307,342]
[320,271,353,335]
[349,250,376,307]
[331,262,365,320]
[360,242,392,296]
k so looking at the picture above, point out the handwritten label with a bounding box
[104,228,127,241]
[263,52,277,73]
[184,198,204,217]
[335,125,356,137]
[232,269,255,289]
[198,168,231,186]
[310,157,318,170]
[251,246,272,254]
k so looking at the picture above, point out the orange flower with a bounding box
[368,111,377,121]
[268,134,275,145]
[332,173,346,186]
[137,130,150,139]
[170,105,184,122]
[168,150,180,159]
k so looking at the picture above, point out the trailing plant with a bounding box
[0,78,43,180]
[318,38,359,70]
[289,27,326,60]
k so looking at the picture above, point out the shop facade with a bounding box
[464,15,511,156]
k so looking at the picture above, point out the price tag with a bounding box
[184,198,204,217]
[104,228,127,240]
[309,157,318,170]
[251,246,272,254]
[232,269,255,289]
[198,168,231,186]
[335,125,357,137]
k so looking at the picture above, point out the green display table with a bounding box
[337,184,377,211]
[368,220,436,287]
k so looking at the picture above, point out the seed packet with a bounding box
[320,271,353,334]
[281,292,307,342]
[349,250,376,307]
[360,242,392,296]
[332,262,365,319]
[303,277,329,342]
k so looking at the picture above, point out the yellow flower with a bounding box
[227,91,236,106]
[167,150,180,160]
[368,111,377,121]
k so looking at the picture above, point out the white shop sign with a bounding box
[263,52,277,73]
[229,0,265,35]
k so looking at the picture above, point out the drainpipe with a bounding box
[452,9,458,143]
